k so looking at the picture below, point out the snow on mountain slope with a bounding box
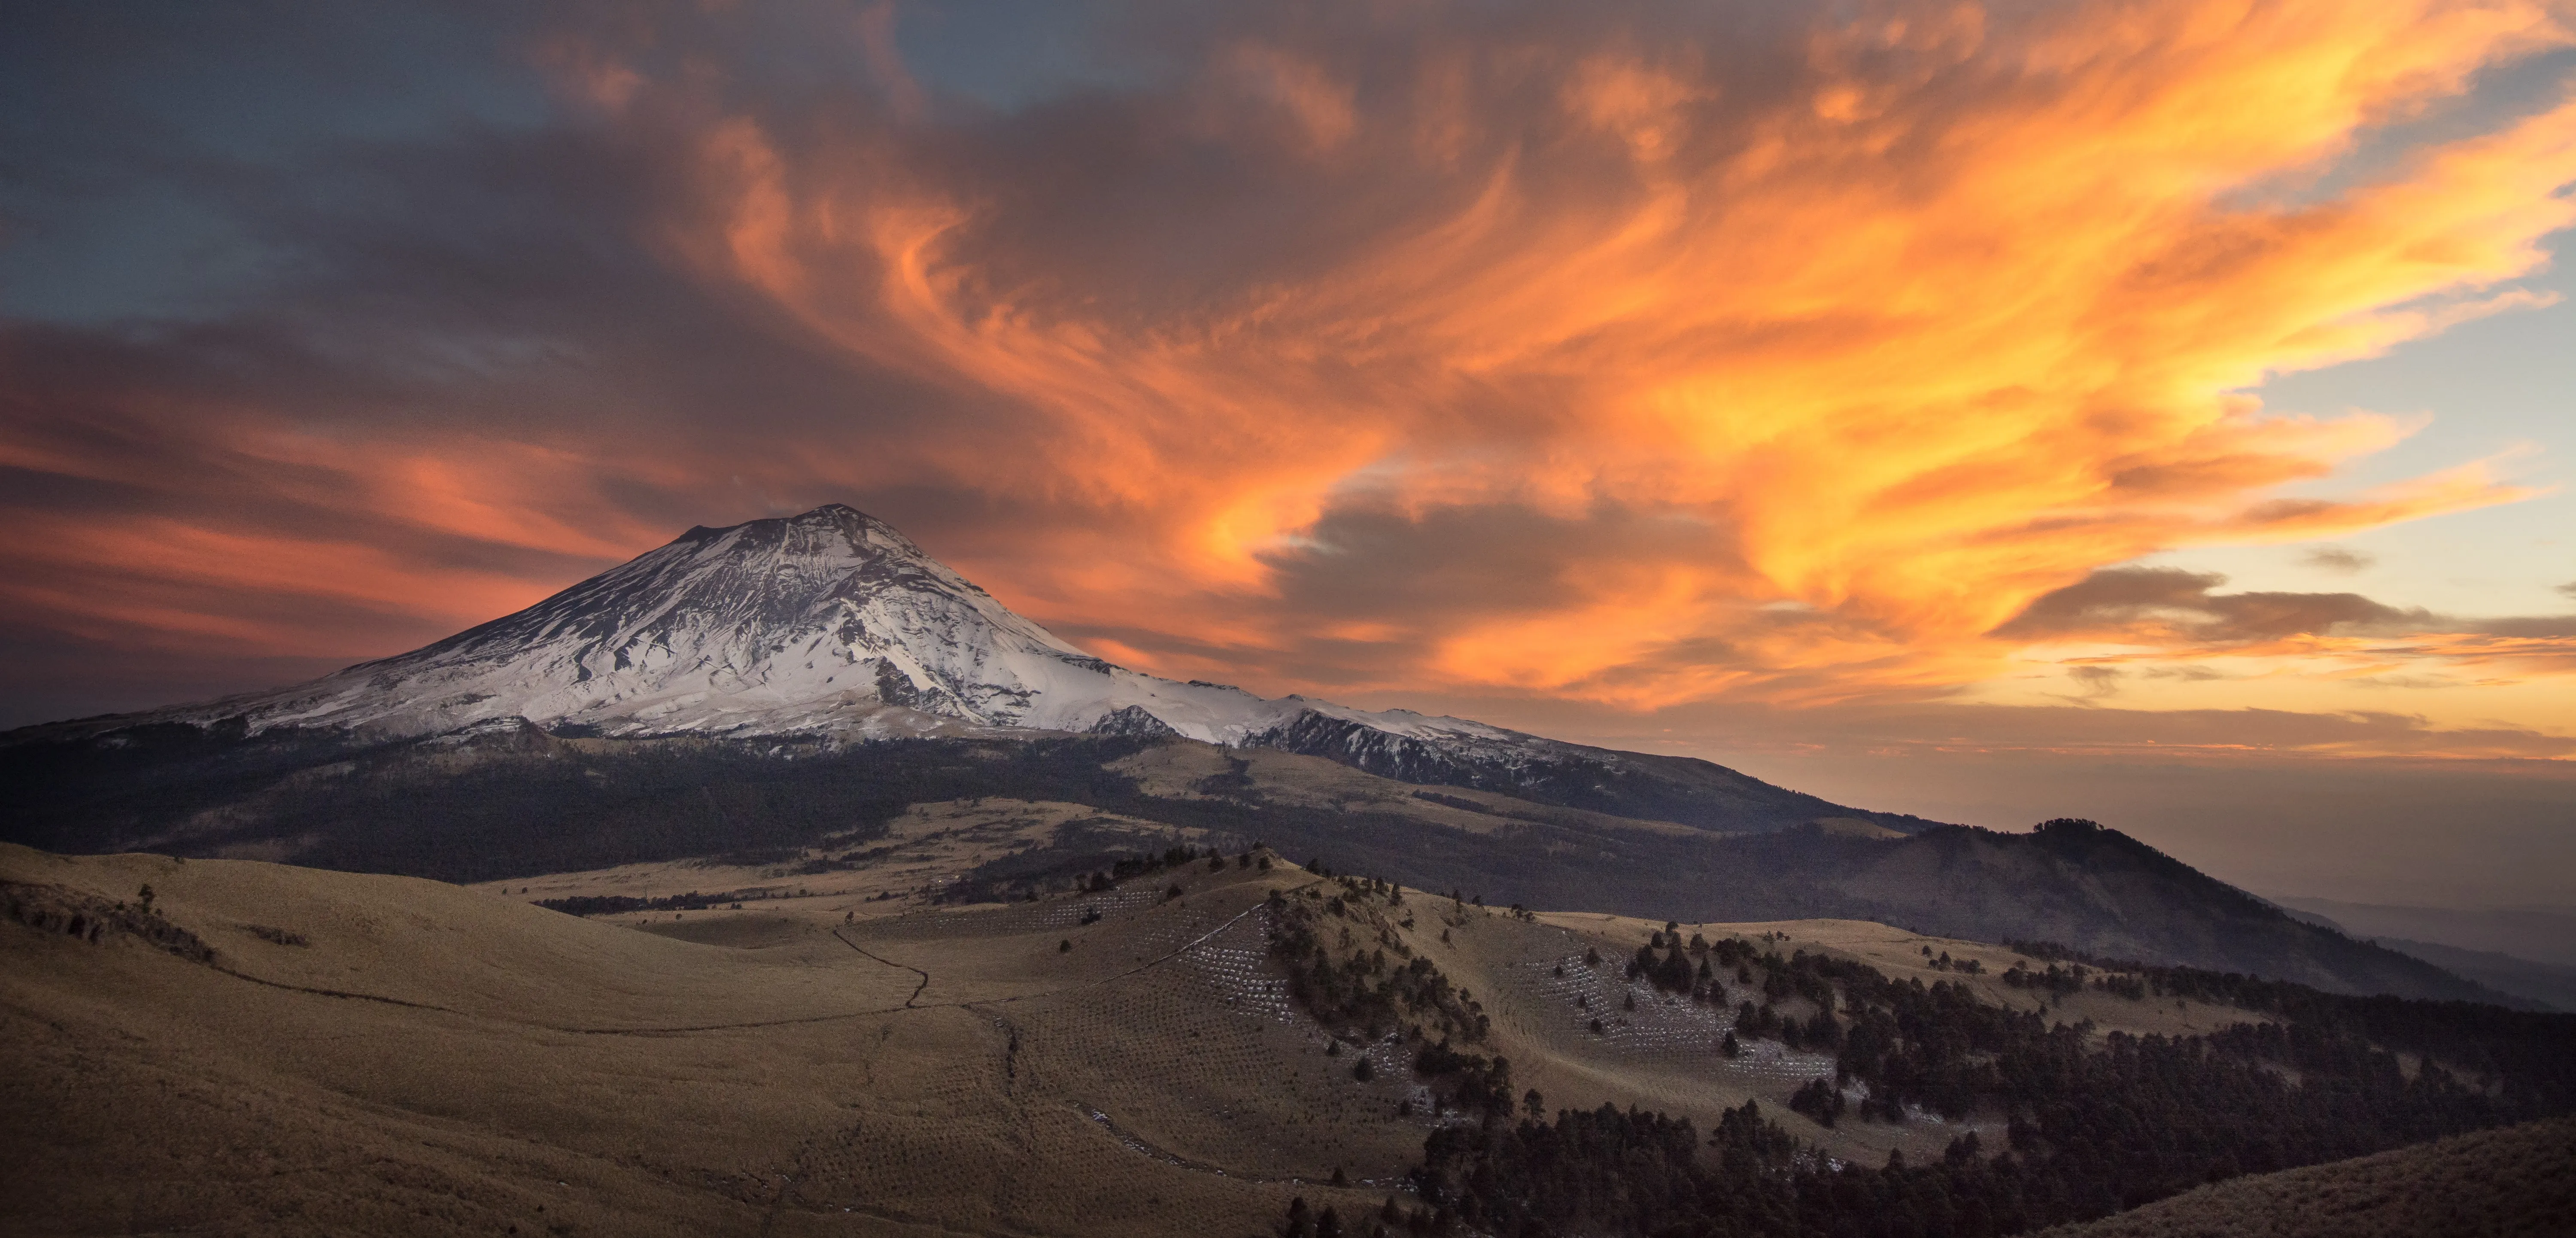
[83,505,1467,747]
[28,505,1930,835]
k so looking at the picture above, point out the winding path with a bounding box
[192,893,1271,1037]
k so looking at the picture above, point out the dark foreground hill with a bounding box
[0,723,2508,1005]
[2041,1117,2576,1238]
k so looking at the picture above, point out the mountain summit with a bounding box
[28,504,1931,836]
[152,502,1238,741]
[113,503,1496,747]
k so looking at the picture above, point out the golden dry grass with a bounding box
[1108,743,1707,837]
[2038,1117,2576,1238]
[0,843,2281,1236]
[1534,910,2276,1041]
[480,796,1202,922]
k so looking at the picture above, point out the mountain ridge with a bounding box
[6,503,1938,838]
[0,504,2509,1006]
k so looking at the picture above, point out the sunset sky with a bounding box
[5,0,2573,906]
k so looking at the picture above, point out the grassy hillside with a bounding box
[7,838,2571,1238]
[0,730,2508,1003]
[0,841,1975,1237]
[2040,1118,2576,1238]
[1808,819,2505,1003]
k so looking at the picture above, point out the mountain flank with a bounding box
[1,724,2509,1004]
[2269,895,2576,967]
[2357,939,2576,1012]
[6,503,1936,839]
[0,504,2507,1004]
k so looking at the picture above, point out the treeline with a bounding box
[943,840,1242,904]
[535,888,777,916]
[2003,937,2574,1110]
[1402,938,2576,1238]
[5,723,374,853]
[13,732,1173,884]
[290,736,1172,883]
[1268,869,1513,1118]
[8,725,1901,935]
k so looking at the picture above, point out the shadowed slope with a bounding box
[2041,1118,2576,1238]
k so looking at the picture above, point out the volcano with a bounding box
[9,507,2522,1006]
[26,505,1929,835]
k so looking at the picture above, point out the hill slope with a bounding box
[2270,895,2576,967]
[2041,1118,2576,1238]
[2367,938,2576,1012]
[0,842,2020,1237]
[1,729,2507,1004]
[9,842,2564,1238]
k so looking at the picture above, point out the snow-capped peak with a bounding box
[21,503,1923,840]
[119,503,1498,748]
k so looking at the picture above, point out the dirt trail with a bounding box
[828,931,932,1007]
[175,893,1271,1038]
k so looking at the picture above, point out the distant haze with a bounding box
[2268,896,2576,968]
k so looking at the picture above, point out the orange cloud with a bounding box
[0,514,549,659]
[598,0,2576,708]
[6,0,2573,743]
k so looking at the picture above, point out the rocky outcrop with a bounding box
[2,880,215,964]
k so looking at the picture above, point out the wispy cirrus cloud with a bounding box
[3,0,2575,740]
[600,0,2576,708]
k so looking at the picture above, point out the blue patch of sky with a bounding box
[2136,47,2576,616]
[2141,234,2575,617]
[896,0,1150,110]
[0,0,554,324]
[2222,47,2576,211]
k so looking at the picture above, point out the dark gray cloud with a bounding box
[1992,566,2433,644]
[2064,664,2126,700]
[2142,665,2228,682]
[2300,544,2375,573]
[0,0,1855,714]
